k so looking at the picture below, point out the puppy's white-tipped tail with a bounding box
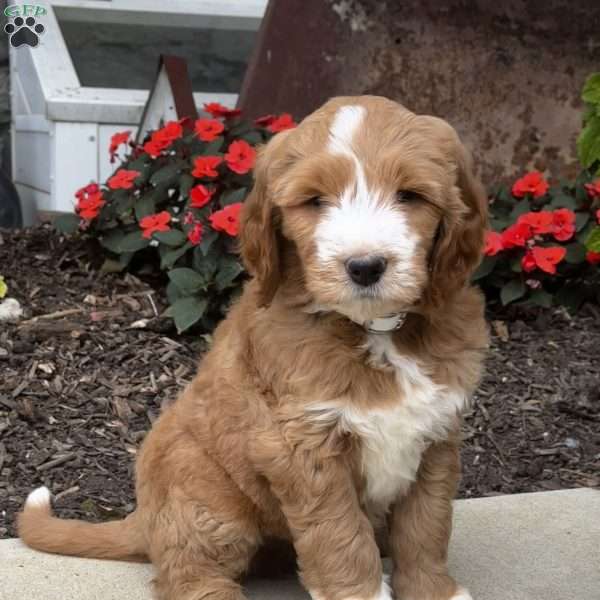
[25,486,51,509]
[18,486,147,562]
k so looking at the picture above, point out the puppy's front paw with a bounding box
[309,578,392,600]
[450,587,473,600]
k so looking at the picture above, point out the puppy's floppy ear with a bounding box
[426,130,488,307]
[239,130,292,307]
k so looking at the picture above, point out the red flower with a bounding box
[484,231,503,256]
[187,222,203,246]
[512,171,549,198]
[551,208,576,242]
[109,130,131,161]
[517,211,554,235]
[267,113,297,133]
[107,169,140,190]
[143,121,183,157]
[75,182,99,200]
[521,246,566,274]
[139,211,171,239]
[192,156,222,178]
[183,211,195,225]
[194,118,225,142]
[77,191,105,220]
[189,184,215,208]
[586,250,600,264]
[155,121,183,144]
[203,102,241,119]
[584,180,600,199]
[501,222,533,248]
[143,138,168,158]
[209,203,242,236]
[225,140,256,175]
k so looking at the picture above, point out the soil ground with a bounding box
[1,226,599,538]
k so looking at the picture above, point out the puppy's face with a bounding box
[241,96,486,320]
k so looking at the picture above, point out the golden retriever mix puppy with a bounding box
[19,96,488,600]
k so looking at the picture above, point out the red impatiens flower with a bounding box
[75,182,99,200]
[255,113,297,133]
[189,184,215,208]
[139,211,171,239]
[224,140,256,175]
[143,121,183,157]
[586,250,600,264]
[584,180,600,199]
[192,156,222,178]
[517,211,554,235]
[107,169,140,190]
[187,222,203,246]
[551,208,576,242]
[209,203,242,236]
[501,222,533,248]
[109,130,131,161]
[203,102,241,119]
[77,191,105,220]
[194,118,225,142]
[521,246,566,274]
[512,171,549,198]
[484,231,504,256]
[183,211,194,225]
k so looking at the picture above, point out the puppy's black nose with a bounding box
[345,256,387,286]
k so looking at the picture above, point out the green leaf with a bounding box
[585,226,600,252]
[509,201,531,220]
[548,193,576,210]
[565,242,587,264]
[160,242,192,269]
[120,230,150,252]
[100,230,147,253]
[215,256,244,292]
[220,187,247,206]
[582,73,600,105]
[500,279,526,306]
[135,193,156,221]
[240,131,263,145]
[529,289,553,308]
[510,257,523,273]
[168,267,207,295]
[577,114,600,168]
[100,230,126,253]
[153,229,187,247]
[179,173,195,199]
[198,228,218,256]
[193,246,218,281]
[472,255,498,282]
[54,213,80,235]
[164,296,208,333]
[575,212,590,232]
[150,162,183,186]
[202,137,224,155]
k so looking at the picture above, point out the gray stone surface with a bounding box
[0,489,598,600]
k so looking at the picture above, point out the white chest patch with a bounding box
[308,334,467,515]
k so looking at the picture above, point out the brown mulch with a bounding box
[1,226,599,539]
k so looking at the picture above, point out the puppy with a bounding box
[19,96,488,600]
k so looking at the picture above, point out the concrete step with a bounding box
[1,489,598,600]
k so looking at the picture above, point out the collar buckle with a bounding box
[364,312,407,334]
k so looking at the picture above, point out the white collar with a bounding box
[362,312,407,334]
[304,304,408,334]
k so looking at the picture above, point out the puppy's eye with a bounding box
[396,190,424,203]
[305,196,323,208]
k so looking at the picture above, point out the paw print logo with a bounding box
[4,16,45,48]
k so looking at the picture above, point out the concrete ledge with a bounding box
[1,489,598,600]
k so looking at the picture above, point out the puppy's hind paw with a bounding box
[450,587,473,600]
